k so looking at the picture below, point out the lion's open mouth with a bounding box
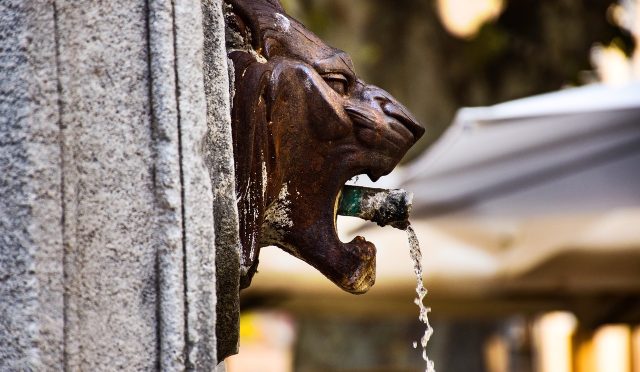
[312,171,379,294]
[298,170,413,294]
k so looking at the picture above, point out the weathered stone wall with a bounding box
[202,0,243,362]
[57,1,160,369]
[0,1,64,369]
[0,0,236,370]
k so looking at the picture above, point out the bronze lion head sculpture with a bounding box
[225,0,425,294]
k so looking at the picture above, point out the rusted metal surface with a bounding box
[226,0,425,295]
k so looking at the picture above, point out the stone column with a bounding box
[0,2,64,369]
[0,0,237,370]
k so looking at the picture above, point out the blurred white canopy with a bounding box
[250,83,640,299]
[404,82,640,218]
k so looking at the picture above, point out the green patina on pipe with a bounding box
[338,186,364,216]
[337,185,413,230]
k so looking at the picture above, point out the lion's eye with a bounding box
[323,73,349,96]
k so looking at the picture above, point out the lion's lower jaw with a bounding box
[291,242,376,294]
[262,221,378,294]
[338,243,376,294]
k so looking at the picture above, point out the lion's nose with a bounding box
[368,86,425,141]
[381,101,425,140]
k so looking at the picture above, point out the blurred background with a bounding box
[226,0,640,371]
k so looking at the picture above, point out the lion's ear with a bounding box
[225,0,285,53]
[224,4,254,51]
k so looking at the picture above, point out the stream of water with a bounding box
[406,225,436,372]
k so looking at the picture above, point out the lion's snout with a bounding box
[381,99,424,140]
[368,84,425,141]
[345,84,425,153]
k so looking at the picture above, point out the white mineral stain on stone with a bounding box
[360,190,388,220]
[265,184,293,228]
[250,49,268,64]
[262,184,294,244]
[274,13,290,33]
[261,160,267,197]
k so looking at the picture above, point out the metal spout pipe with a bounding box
[337,185,413,230]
